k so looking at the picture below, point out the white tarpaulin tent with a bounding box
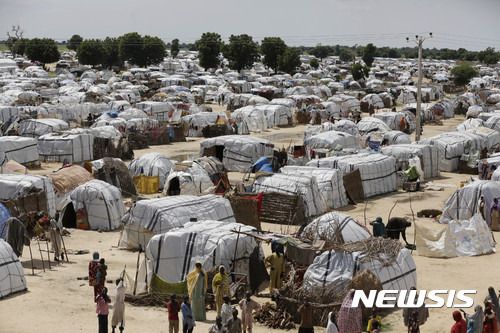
[37,133,93,163]
[306,153,397,198]
[416,214,495,258]
[0,239,26,298]
[331,119,359,137]
[128,153,174,191]
[280,166,348,209]
[252,105,292,128]
[302,243,417,297]
[231,106,268,132]
[0,174,56,218]
[304,130,359,151]
[253,173,327,217]
[357,117,391,135]
[199,135,274,172]
[373,112,407,131]
[119,194,235,250]
[164,160,216,196]
[61,179,126,231]
[146,221,259,283]
[440,180,500,226]
[455,118,484,131]
[0,137,39,166]
[418,132,483,172]
[304,122,336,139]
[181,112,226,137]
[300,212,371,243]
[0,106,18,123]
[18,119,69,138]
[380,144,440,179]
[382,131,411,145]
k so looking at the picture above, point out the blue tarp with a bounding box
[252,157,273,173]
[0,203,12,239]
[99,110,122,118]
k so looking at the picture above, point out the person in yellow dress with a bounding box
[264,244,285,296]
[212,265,230,316]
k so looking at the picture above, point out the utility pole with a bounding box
[407,33,432,141]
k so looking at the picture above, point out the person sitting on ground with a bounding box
[369,217,386,237]
[226,308,242,333]
[221,295,232,325]
[386,217,412,244]
[367,308,382,332]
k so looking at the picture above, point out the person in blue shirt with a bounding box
[181,295,195,333]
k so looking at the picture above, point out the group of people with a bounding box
[453,286,500,333]
[369,216,412,244]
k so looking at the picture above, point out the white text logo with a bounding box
[351,290,476,308]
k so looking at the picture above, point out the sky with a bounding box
[1,0,499,51]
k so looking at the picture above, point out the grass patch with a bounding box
[0,44,9,51]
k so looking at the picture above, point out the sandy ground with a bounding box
[0,106,488,332]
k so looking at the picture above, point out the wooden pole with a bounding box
[133,244,142,295]
[45,238,52,269]
[28,241,35,275]
[59,228,69,263]
[36,238,46,272]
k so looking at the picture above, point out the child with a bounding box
[226,308,242,333]
[371,321,380,333]
[96,287,111,333]
[408,311,419,333]
[367,308,382,332]
[97,258,108,284]
[221,295,232,325]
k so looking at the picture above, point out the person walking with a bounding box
[111,278,126,333]
[168,294,181,333]
[238,292,261,333]
[186,262,207,321]
[89,252,102,299]
[212,266,230,316]
[181,295,195,333]
[96,287,111,333]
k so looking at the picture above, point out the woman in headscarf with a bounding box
[265,243,285,296]
[451,310,467,333]
[490,199,500,231]
[486,287,500,326]
[485,299,499,332]
[483,305,496,333]
[461,305,483,333]
[186,262,207,321]
[212,265,230,316]
[337,289,362,333]
[89,251,101,299]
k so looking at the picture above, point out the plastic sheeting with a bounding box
[300,212,371,243]
[380,144,440,179]
[331,119,359,137]
[304,130,359,151]
[416,214,495,258]
[280,166,348,209]
[357,117,391,135]
[18,119,69,138]
[0,137,38,166]
[146,221,258,283]
[440,180,500,226]
[373,112,411,132]
[382,131,411,145]
[306,153,397,198]
[199,135,274,172]
[455,118,484,131]
[119,195,235,250]
[0,239,26,298]
[164,162,215,196]
[181,112,226,137]
[231,106,268,132]
[38,133,93,163]
[253,173,327,217]
[128,153,174,191]
[302,245,417,297]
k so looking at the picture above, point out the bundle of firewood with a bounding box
[253,302,296,330]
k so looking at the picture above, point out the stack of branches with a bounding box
[125,292,170,307]
[301,220,345,248]
[333,237,404,267]
[253,302,295,329]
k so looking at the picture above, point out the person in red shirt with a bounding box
[450,310,466,333]
[168,294,181,333]
[96,287,111,333]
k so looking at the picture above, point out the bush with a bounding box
[450,64,478,86]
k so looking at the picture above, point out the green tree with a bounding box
[12,38,28,57]
[102,37,121,69]
[450,64,478,86]
[310,45,330,61]
[278,47,301,75]
[67,34,83,51]
[339,48,354,63]
[362,43,376,67]
[171,38,180,58]
[477,47,500,65]
[119,32,144,66]
[76,39,104,66]
[309,58,319,69]
[351,62,369,81]
[6,25,24,56]
[195,32,222,71]
[223,34,259,72]
[141,35,166,67]
[26,38,60,65]
[261,37,287,73]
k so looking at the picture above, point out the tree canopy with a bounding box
[102,37,121,69]
[119,32,144,67]
[339,48,354,63]
[351,62,370,81]
[477,47,500,65]
[171,38,180,58]
[310,45,330,61]
[118,33,165,67]
[67,35,83,51]
[278,47,301,75]
[223,34,260,72]
[76,39,104,66]
[195,32,222,71]
[309,58,319,69]
[362,43,376,67]
[261,37,287,73]
[26,38,60,65]
[141,35,166,67]
[450,63,478,86]
[6,25,24,56]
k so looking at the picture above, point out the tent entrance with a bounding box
[168,177,180,196]
[61,202,76,229]
[215,145,224,162]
